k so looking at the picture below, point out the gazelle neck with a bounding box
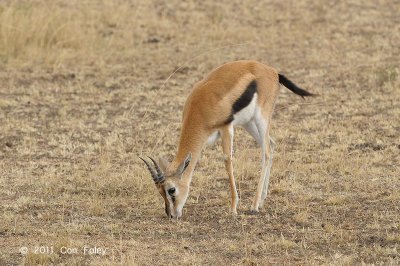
[171,117,208,185]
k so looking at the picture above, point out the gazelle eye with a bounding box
[168,187,176,195]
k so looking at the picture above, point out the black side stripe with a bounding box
[224,80,257,125]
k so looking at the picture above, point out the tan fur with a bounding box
[173,60,278,164]
[158,60,282,217]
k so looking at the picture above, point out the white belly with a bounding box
[207,131,220,145]
[232,93,258,126]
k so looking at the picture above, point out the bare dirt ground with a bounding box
[0,0,399,265]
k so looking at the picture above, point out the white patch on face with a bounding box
[174,195,187,218]
[165,185,186,218]
[232,93,258,126]
[168,189,188,218]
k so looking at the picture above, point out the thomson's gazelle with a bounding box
[140,60,315,218]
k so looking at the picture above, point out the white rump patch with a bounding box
[232,93,258,126]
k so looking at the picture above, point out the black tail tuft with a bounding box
[278,74,315,99]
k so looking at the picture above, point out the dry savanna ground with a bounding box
[0,0,399,265]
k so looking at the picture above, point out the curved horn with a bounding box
[147,156,164,181]
[139,156,162,184]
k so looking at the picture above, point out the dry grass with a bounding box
[1,0,399,265]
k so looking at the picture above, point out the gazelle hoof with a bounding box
[231,205,238,215]
[245,209,259,215]
[250,203,259,212]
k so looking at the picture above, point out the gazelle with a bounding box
[140,60,315,218]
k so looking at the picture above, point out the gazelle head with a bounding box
[139,153,192,218]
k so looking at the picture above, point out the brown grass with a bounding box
[1,0,399,265]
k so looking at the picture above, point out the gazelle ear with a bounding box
[175,153,192,176]
[158,157,170,172]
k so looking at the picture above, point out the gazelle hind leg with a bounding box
[221,125,239,215]
[259,137,275,208]
[243,120,262,145]
[250,113,268,212]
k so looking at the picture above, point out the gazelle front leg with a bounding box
[221,125,239,215]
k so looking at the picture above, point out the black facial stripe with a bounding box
[223,80,257,125]
[165,204,170,216]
